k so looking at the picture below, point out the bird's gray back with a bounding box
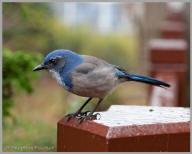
[70,55,119,98]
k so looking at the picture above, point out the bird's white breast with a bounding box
[49,69,65,87]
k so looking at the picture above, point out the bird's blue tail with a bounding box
[120,73,170,88]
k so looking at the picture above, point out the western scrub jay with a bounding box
[33,49,170,124]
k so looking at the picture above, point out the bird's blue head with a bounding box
[33,49,83,73]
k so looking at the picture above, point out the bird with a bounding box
[33,49,170,124]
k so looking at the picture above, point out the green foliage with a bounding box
[3,48,43,118]
[3,3,55,53]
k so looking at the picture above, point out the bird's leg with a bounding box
[78,99,103,124]
[65,97,92,122]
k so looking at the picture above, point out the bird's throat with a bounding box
[49,69,65,88]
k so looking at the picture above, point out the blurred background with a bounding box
[2,2,190,152]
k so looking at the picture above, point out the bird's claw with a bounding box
[65,113,75,122]
[65,111,91,122]
[95,113,101,120]
[77,113,101,125]
[77,111,91,117]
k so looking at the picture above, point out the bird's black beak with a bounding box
[33,64,45,71]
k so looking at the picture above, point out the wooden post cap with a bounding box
[160,21,185,38]
[149,39,187,64]
[57,105,190,152]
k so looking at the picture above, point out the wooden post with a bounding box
[57,105,190,152]
[148,8,189,107]
[149,39,187,107]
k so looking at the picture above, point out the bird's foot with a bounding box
[77,113,101,125]
[77,111,91,117]
[65,111,91,122]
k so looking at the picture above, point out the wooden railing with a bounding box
[148,7,188,107]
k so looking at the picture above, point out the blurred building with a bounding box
[52,2,135,33]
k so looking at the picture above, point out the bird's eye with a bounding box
[50,59,56,63]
